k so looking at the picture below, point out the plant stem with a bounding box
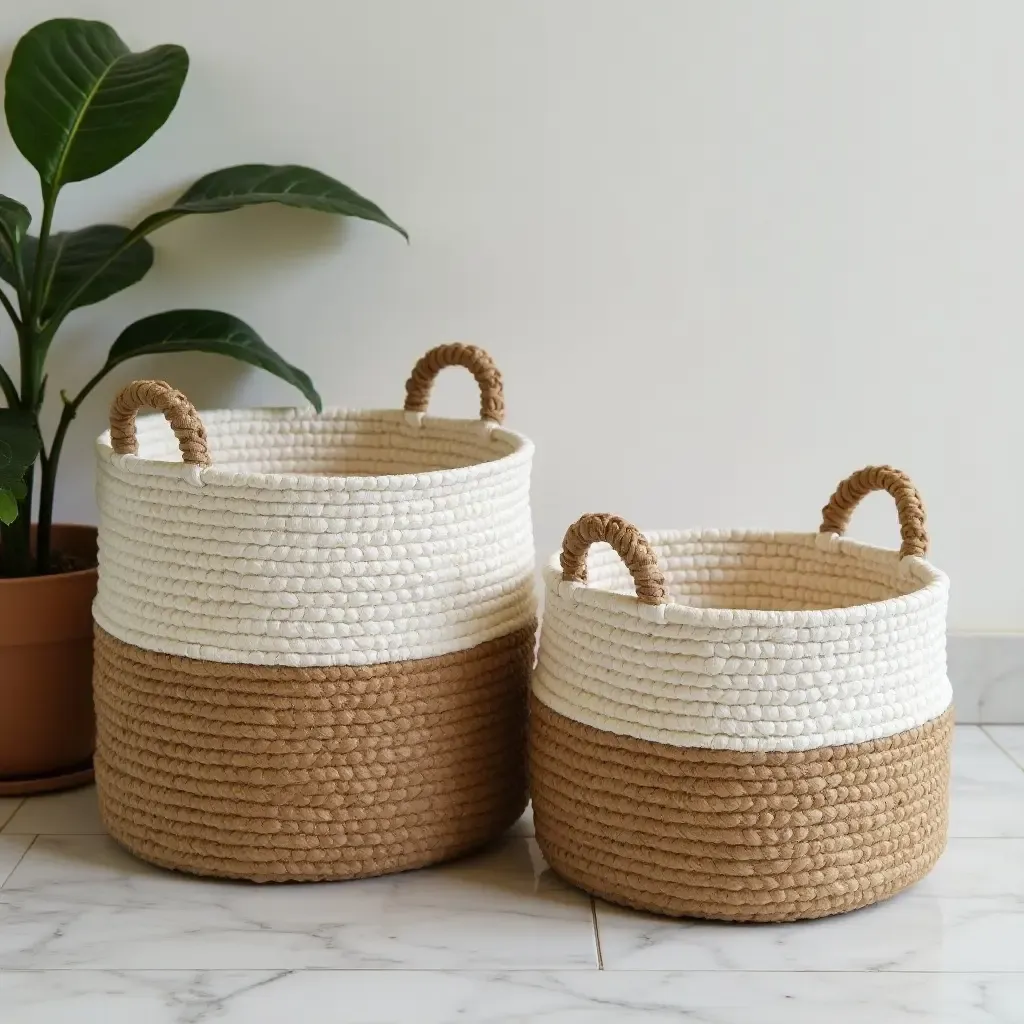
[35,365,110,573]
[35,448,55,573]
[30,187,56,327]
[19,188,57,414]
[35,411,68,573]
[18,327,33,406]
[0,286,20,331]
[0,361,17,408]
[8,189,56,574]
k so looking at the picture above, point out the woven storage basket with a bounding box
[530,467,952,922]
[92,345,536,882]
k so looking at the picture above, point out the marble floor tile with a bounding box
[0,835,597,970]
[595,838,1024,971]
[0,800,22,830]
[949,726,1024,837]
[0,836,33,887]
[596,892,1024,972]
[917,838,1024,898]
[1,970,1022,1024]
[1,785,102,835]
[984,726,1024,772]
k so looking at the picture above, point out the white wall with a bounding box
[0,1,1019,629]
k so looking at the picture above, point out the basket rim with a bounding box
[95,405,533,492]
[543,527,948,629]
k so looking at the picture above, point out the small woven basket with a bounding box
[93,345,536,882]
[530,467,952,922]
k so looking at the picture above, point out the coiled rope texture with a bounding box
[96,624,534,881]
[95,347,535,882]
[532,468,951,921]
[404,344,505,424]
[530,697,951,922]
[820,464,928,559]
[560,514,667,605]
[109,379,211,466]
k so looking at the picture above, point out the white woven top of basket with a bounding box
[92,346,536,668]
[532,468,952,753]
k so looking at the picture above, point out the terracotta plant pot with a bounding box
[0,525,98,794]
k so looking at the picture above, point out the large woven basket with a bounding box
[530,466,952,922]
[93,345,536,882]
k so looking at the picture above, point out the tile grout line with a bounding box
[0,833,38,889]
[589,897,604,970]
[4,968,1024,974]
[980,725,1024,776]
[0,797,26,834]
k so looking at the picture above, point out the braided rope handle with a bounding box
[560,513,667,606]
[820,465,928,558]
[109,380,211,467]
[404,344,505,424]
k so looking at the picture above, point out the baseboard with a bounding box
[948,633,1024,724]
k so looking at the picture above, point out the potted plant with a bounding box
[0,18,405,793]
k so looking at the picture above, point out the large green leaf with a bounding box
[4,18,188,188]
[0,489,19,526]
[0,197,30,266]
[133,164,407,239]
[105,309,322,411]
[0,409,41,525]
[0,226,154,321]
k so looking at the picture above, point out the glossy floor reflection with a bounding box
[1,726,1022,1022]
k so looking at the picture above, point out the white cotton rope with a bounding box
[532,528,951,752]
[94,406,536,667]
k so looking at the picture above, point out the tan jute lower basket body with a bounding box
[531,696,952,922]
[94,623,534,882]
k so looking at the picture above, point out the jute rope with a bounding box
[94,623,534,881]
[109,380,211,466]
[820,465,928,558]
[404,344,506,424]
[560,513,667,605]
[529,695,952,922]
